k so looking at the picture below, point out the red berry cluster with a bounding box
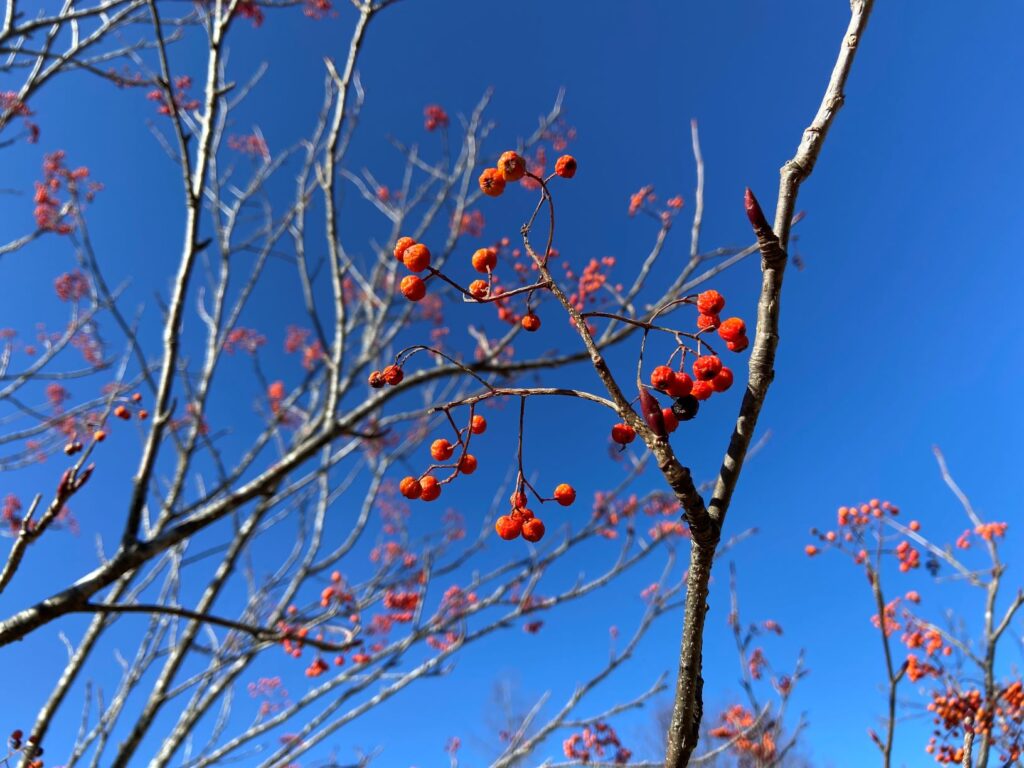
[7,729,44,767]
[394,236,431,302]
[399,413,488,504]
[493,480,576,544]
[368,363,404,389]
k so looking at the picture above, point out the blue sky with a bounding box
[1,1,1023,766]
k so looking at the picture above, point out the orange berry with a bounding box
[468,279,488,299]
[511,507,534,522]
[727,335,749,353]
[510,490,528,509]
[611,423,636,444]
[696,289,725,315]
[554,155,577,179]
[368,370,385,388]
[471,247,497,273]
[430,438,454,461]
[479,167,506,197]
[691,380,713,400]
[402,243,431,273]
[521,313,541,332]
[470,414,487,434]
[419,475,441,501]
[696,313,720,331]
[710,367,733,392]
[393,236,416,262]
[400,275,426,301]
[138,409,149,420]
[399,476,423,499]
[131,392,142,403]
[909,520,920,531]
[717,317,746,343]
[804,545,819,557]
[382,364,404,386]
[522,517,546,542]
[330,570,342,583]
[650,365,676,392]
[497,151,526,182]
[114,405,131,420]
[458,454,478,474]
[692,355,723,381]
[666,372,693,398]
[553,483,576,506]
[94,429,106,442]
[495,515,522,540]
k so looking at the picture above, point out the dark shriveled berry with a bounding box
[671,395,700,422]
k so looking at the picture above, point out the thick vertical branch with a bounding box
[664,3,875,765]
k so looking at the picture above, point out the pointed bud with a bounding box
[639,386,666,437]
[744,187,772,238]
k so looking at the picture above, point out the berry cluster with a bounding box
[399,413,488,505]
[395,236,431,302]
[6,729,44,767]
[493,481,576,544]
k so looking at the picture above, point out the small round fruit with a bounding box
[666,372,693,399]
[727,335,750,353]
[419,475,441,501]
[522,517,546,542]
[650,365,676,392]
[479,167,506,197]
[430,438,454,461]
[696,313,720,331]
[696,289,725,315]
[468,279,488,299]
[553,483,576,506]
[114,405,131,420]
[368,370,386,388]
[399,476,423,499]
[497,151,526,182]
[691,380,713,400]
[393,236,415,262]
[382,364,404,386]
[555,155,577,179]
[717,317,746,343]
[692,355,723,381]
[510,490,528,509]
[471,247,497,273]
[458,454,478,474]
[671,395,699,422]
[471,414,487,434]
[662,407,679,433]
[402,243,431,273]
[400,275,426,301]
[495,515,522,540]
[710,367,734,392]
[521,313,541,332]
[511,507,535,522]
[611,423,636,444]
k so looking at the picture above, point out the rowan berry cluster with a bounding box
[398,413,487,505]
[7,729,44,767]
[493,481,576,544]
[395,236,431,302]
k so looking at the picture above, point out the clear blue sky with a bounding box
[1,1,1022,766]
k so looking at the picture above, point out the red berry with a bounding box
[368,370,385,388]
[650,365,676,392]
[471,247,497,273]
[137,409,149,420]
[497,151,526,182]
[402,243,431,273]
[393,236,415,262]
[696,313,720,331]
[511,507,535,522]
[710,367,734,392]
[691,380,713,401]
[382,364,404,386]
[495,515,522,540]
[696,289,725,315]
[399,476,422,499]
[521,313,541,332]
[114,405,131,420]
[479,167,506,197]
[555,155,577,179]
[611,423,636,444]
[662,407,679,433]
[400,275,426,301]
[458,454,478,474]
[717,317,746,343]
[430,438,454,461]
[522,517,546,542]
[94,429,106,442]
[471,414,487,434]
[666,372,693,399]
[553,483,576,506]
[419,475,441,501]
[131,392,142,403]
[692,355,723,381]
[468,279,488,299]
[510,490,528,509]
[727,335,750,353]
